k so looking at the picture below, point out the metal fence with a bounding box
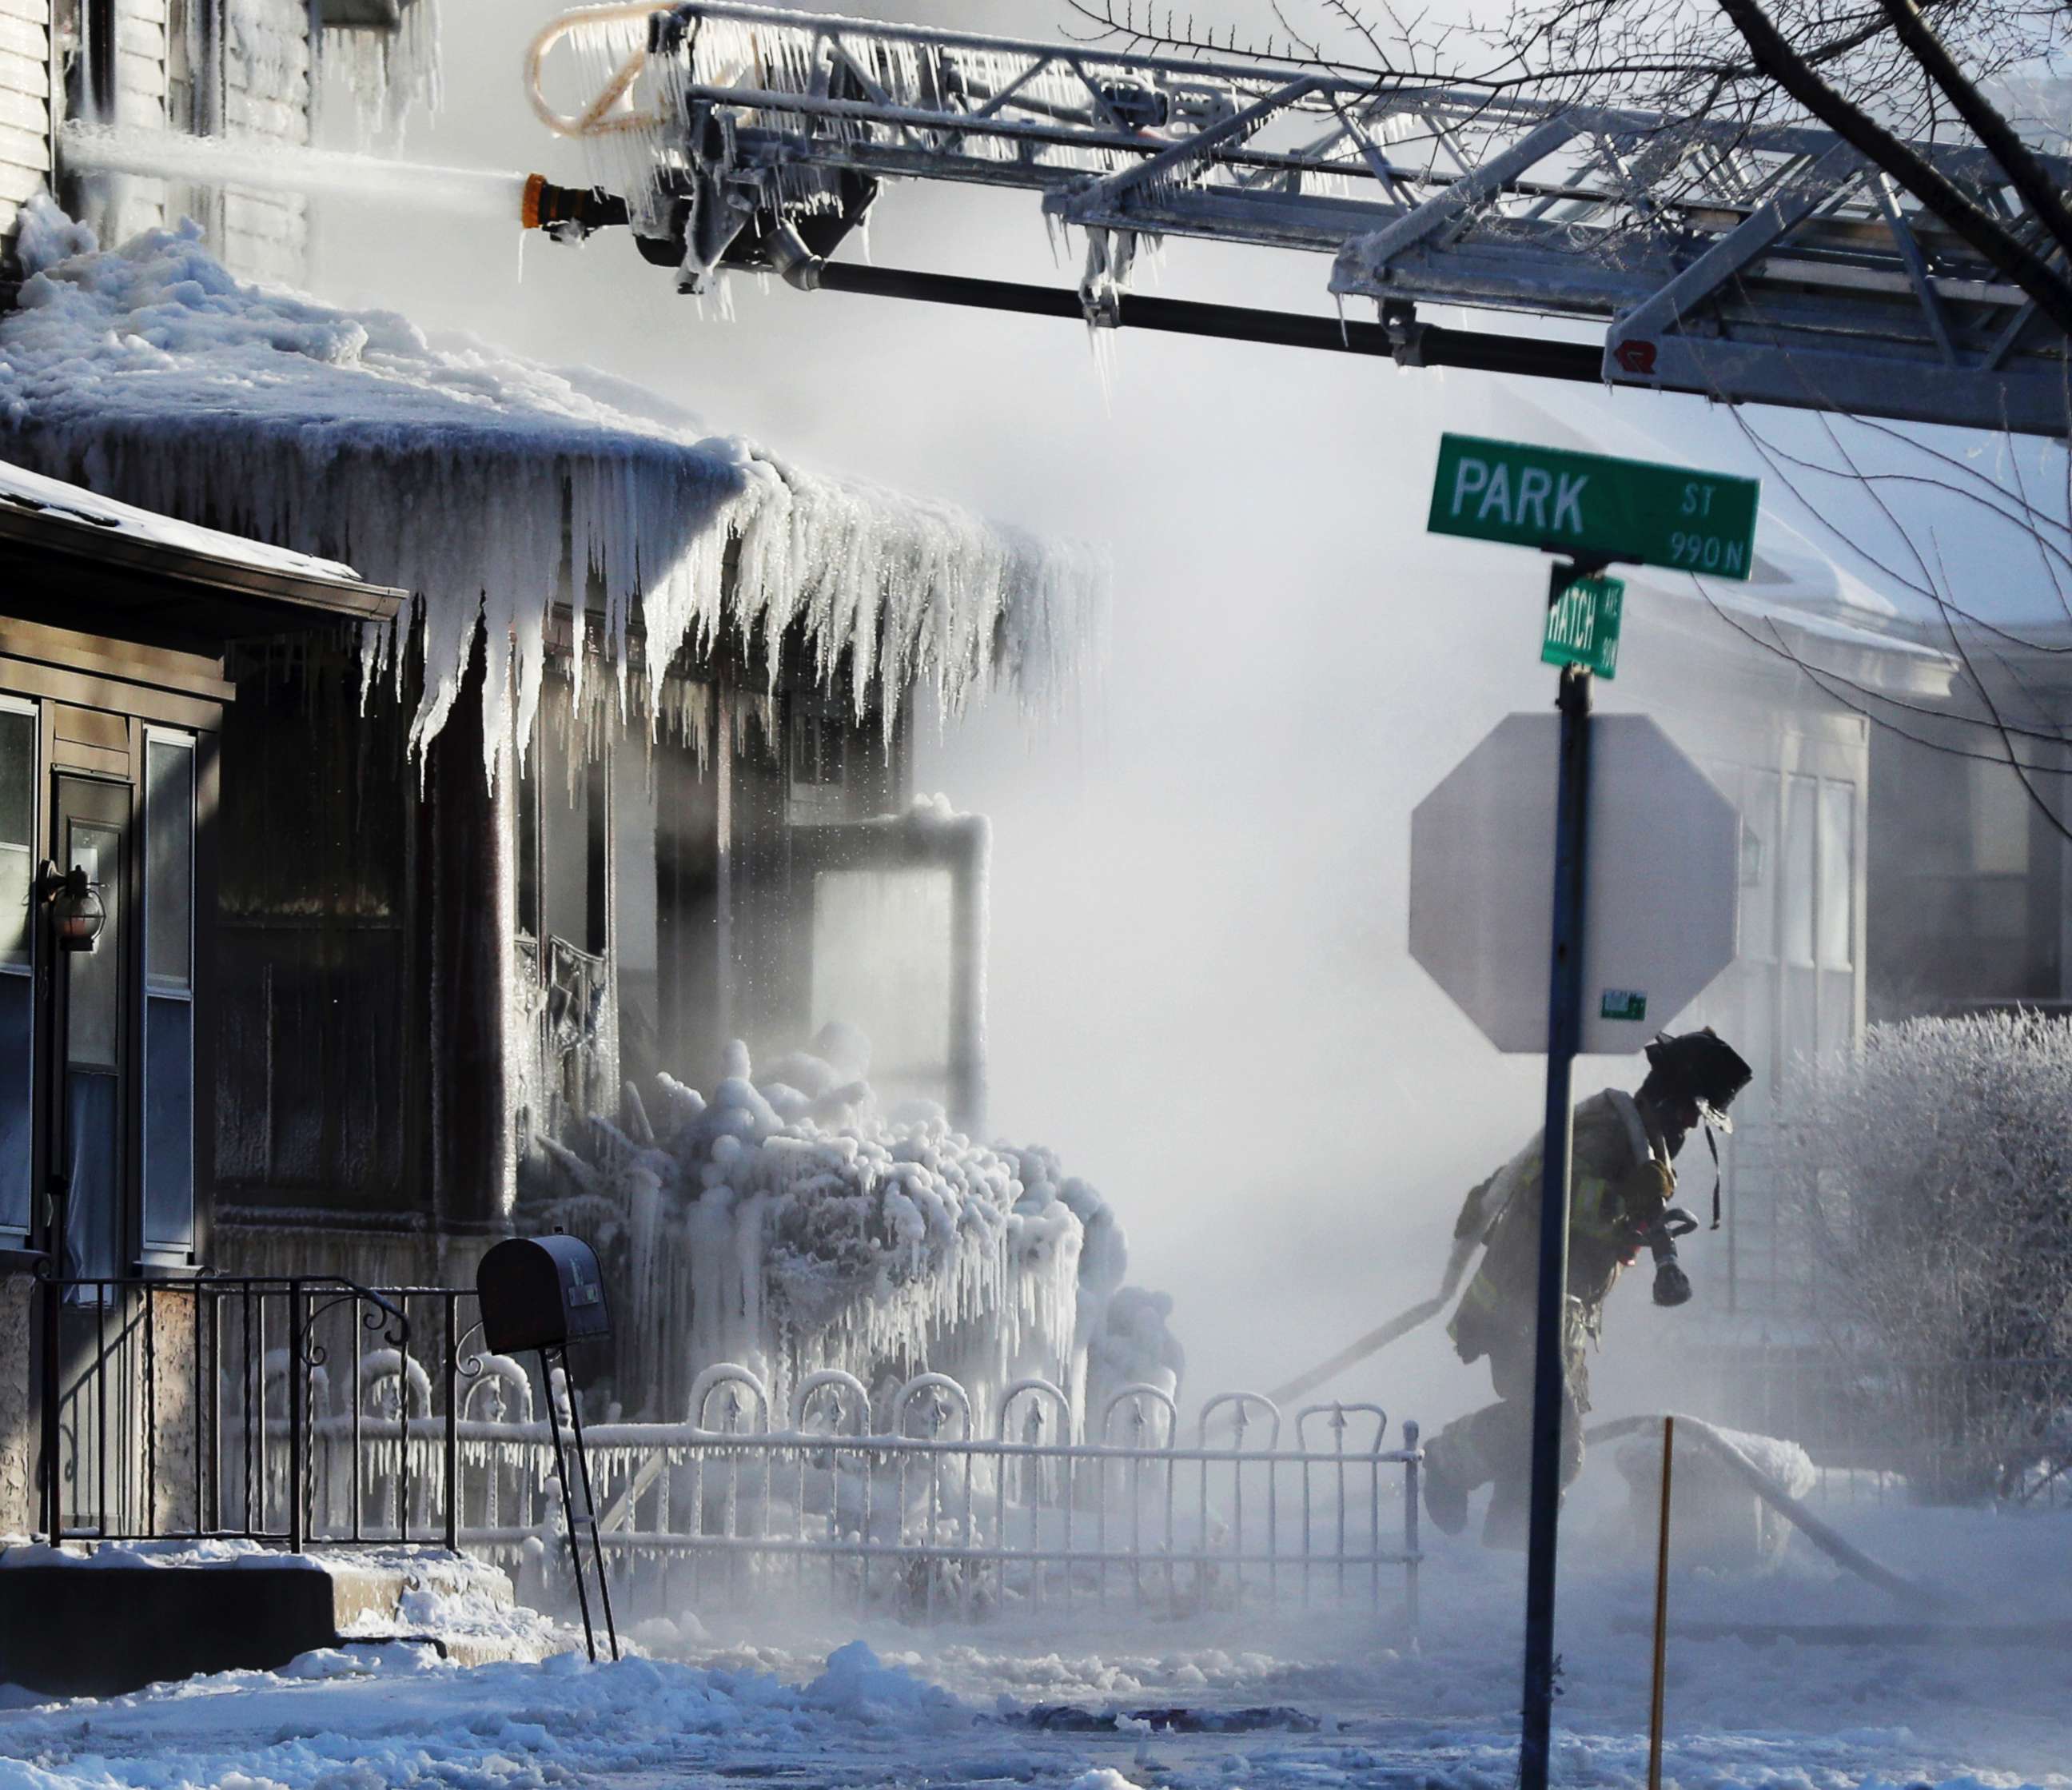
[33,1275,476,1549]
[30,1276,1425,1629]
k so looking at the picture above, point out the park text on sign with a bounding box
[1427,434,1760,580]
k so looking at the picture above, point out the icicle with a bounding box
[0,202,1109,781]
[321,0,445,145]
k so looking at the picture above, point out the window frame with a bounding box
[0,692,37,1253]
[138,724,197,1267]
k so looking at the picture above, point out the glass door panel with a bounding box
[142,734,195,1258]
[55,778,126,1282]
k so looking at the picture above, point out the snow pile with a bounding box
[6,1509,2072,1790]
[531,1034,1177,1432]
[0,1643,981,1790]
[0,1538,322,1571]
[0,203,1105,772]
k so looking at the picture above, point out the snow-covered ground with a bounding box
[4,1489,2066,1789]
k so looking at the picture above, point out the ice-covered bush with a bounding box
[1780,1012,2072,1500]
[526,1034,1179,1434]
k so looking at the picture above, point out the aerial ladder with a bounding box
[520,0,2071,434]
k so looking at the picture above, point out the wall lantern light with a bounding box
[38,861,106,954]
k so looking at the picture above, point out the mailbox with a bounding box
[476,1234,611,1355]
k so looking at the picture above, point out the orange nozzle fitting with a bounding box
[520,174,632,238]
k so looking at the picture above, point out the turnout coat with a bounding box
[1446,1090,1675,1381]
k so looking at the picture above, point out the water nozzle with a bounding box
[521,173,631,240]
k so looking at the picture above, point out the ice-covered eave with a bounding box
[0,203,1109,775]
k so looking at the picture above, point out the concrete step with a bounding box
[0,1542,554,1695]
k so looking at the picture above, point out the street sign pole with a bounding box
[1520,615,1594,1790]
[1416,436,1754,1790]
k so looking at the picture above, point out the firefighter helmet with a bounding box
[1644,1027,1753,1133]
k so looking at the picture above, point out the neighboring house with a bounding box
[0,458,402,1537]
[1866,683,2072,1023]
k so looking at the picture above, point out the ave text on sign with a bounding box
[1428,434,1760,580]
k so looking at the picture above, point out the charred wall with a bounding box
[213,628,530,1286]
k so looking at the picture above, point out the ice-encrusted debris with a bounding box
[0,202,1106,775]
[531,1034,1178,1432]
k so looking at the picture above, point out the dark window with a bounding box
[217,652,412,1206]
[58,0,116,123]
[0,701,31,1242]
[520,688,608,959]
[791,709,846,787]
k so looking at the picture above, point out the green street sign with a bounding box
[1600,989,1648,1023]
[1428,433,1760,580]
[1543,572,1624,679]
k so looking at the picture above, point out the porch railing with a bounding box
[29,1275,1426,1628]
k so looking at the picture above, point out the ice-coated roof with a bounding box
[0,454,378,588]
[0,199,1105,767]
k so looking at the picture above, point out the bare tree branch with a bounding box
[1876,0,2072,259]
[1711,0,2072,336]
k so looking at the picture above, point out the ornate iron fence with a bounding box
[29,1276,1425,1628]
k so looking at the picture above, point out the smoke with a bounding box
[294,0,1813,1421]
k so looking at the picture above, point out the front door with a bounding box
[50,775,127,1282]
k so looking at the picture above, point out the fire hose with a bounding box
[1585,1413,1933,1605]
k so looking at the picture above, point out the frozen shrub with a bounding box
[526,1035,1179,1436]
[1779,1012,2072,1501]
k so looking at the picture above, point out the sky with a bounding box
[297,0,2047,1409]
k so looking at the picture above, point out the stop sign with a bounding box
[1409,714,1739,1054]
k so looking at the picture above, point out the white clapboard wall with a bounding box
[0,0,51,249]
[220,0,311,284]
[3,0,315,285]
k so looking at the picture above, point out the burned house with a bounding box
[0,192,1123,1429]
[0,458,404,1536]
[0,0,1154,1541]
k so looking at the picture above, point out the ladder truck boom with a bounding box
[523,0,2071,433]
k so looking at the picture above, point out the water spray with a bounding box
[61,126,529,223]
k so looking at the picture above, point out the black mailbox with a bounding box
[476,1234,611,1355]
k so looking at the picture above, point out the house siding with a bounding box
[18,1,314,282]
[0,0,51,251]
[220,0,308,284]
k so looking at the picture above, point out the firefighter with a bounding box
[1421,1028,1752,1547]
